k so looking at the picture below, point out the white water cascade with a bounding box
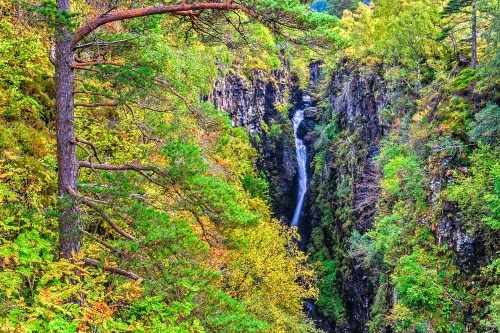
[290,95,310,227]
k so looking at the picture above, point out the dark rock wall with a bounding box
[431,157,481,273]
[209,62,391,332]
[307,63,488,332]
[209,63,300,222]
[209,60,486,332]
[307,65,388,333]
[328,66,388,232]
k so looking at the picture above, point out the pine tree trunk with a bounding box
[55,0,80,259]
[471,3,477,70]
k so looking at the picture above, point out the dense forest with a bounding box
[1,0,500,332]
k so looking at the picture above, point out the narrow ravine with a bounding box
[291,93,316,234]
[291,93,327,330]
[290,102,308,228]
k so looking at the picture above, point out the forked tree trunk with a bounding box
[55,0,80,259]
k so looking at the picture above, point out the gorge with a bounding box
[211,56,500,332]
[3,1,500,332]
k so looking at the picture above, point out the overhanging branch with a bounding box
[66,187,135,240]
[74,102,119,107]
[76,137,103,164]
[79,161,170,188]
[155,78,196,115]
[73,60,122,67]
[74,2,277,46]
[83,257,142,280]
[124,104,164,145]
[81,229,126,257]
[79,161,159,172]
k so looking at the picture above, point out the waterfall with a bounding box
[290,95,310,227]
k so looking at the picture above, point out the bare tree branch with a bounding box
[73,60,122,67]
[76,137,103,164]
[188,209,221,246]
[78,161,172,190]
[74,102,119,107]
[81,229,126,257]
[74,90,110,96]
[79,161,159,172]
[155,78,197,115]
[66,187,135,240]
[71,139,92,160]
[124,104,164,145]
[74,36,140,50]
[83,257,142,280]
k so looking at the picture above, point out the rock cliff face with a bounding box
[307,63,486,332]
[209,63,391,332]
[306,65,388,333]
[209,64,300,222]
[325,65,388,229]
[431,159,480,273]
[210,61,486,332]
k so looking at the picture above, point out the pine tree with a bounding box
[49,0,337,268]
[442,0,478,69]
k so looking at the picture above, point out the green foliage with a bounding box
[446,144,500,232]
[30,0,77,27]
[478,0,500,92]
[393,252,444,311]
[488,286,500,330]
[348,230,381,271]
[452,68,478,91]
[468,103,500,143]
[10,0,500,331]
[313,118,339,152]
[376,139,428,212]
[241,172,270,201]
[388,250,463,332]
[0,18,51,121]
[268,120,283,139]
[483,174,500,229]
[341,0,446,84]
[308,0,500,331]
[441,0,472,16]
[481,258,500,330]
[275,102,292,118]
[315,260,345,319]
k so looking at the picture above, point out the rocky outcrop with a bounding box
[209,63,300,222]
[306,61,488,333]
[210,71,284,136]
[328,65,388,163]
[307,65,388,333]
[210,58,490,333]
[438,201,478,272]
[432,161,479,272]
